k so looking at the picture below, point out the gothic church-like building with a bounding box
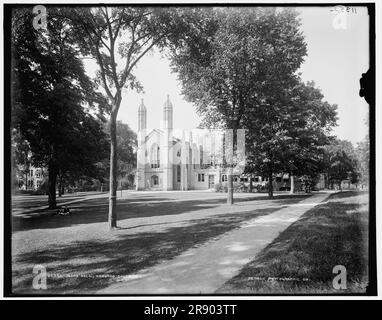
[136,96,225,191]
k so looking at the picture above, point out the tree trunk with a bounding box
[108,113,118,229]
[249,175,253,193]
[58,175,63,197]
[48,160,57,209]
[268,171,274,198]
[227,168,234,205]
[290,175,294,194]
[224,128,234,205]
[26,163,30,190]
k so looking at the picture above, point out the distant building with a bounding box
[15,157,45,191]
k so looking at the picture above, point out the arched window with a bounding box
[150,143,160,168]
[151,175,159,186]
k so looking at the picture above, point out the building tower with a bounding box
[161,95,173,190]
[136,99,147,190]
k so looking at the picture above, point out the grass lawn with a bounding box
[12,193,310,294]
[217,191,369,294]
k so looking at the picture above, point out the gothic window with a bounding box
[151,175,159,186]
[177,150,181,157]
[150,143,160,168]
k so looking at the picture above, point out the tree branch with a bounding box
[126,34,165,78]
[103,7,120,89]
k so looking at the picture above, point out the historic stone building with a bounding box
[135,96,232,191]
[16,164,45,191]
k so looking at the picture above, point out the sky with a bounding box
[85,6,370,145]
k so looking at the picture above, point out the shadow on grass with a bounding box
[329,190,368,200]
[217,192,369,294]
[236,193,311,202]
[12,207,277,295]
[12,194,311,232]
[11,192,108,211]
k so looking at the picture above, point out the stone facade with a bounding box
[136,96,230,191]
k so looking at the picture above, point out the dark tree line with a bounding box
[11,9,136,208]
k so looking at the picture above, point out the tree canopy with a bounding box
[169,7,338,198]
[12,8,108,207]
[323,138,359,189]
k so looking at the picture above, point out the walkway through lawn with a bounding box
[12,191,327,294]
[97,192,331,294]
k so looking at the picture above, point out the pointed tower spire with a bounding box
[137,98,147,190]
[138,98,147,131]
[163,94,173,129]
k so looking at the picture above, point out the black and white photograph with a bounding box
[2,1,377,298]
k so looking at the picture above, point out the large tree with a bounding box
[276,81,338,193]
[323,139,358,190]
[355,135,369,189]
[170,7,307,200]
[12,9,107,207]
[60,7,207,228]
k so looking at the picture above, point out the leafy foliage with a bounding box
[355,135,369,187]
[323,139,359,189]
[247,80,338,188]
[12,8,108,206]
[96,121,137,188]
[169,8,336,197]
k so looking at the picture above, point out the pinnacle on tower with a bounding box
[139,98,146,111]
[138,98,147,131]
[164,94,173,109]
[163,94,173,129]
